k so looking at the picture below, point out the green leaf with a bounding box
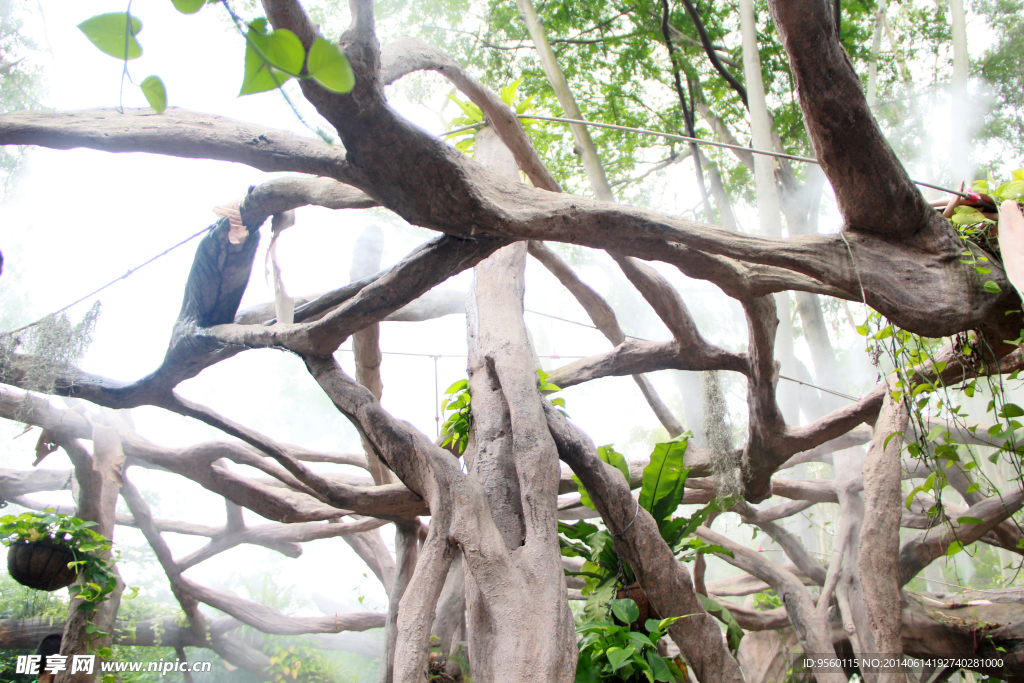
[984,280,1001,294]
[648,615,686,633]
[261,28,304,74]
[573,474,596,510]
[499,77,523,106]
[574,652,601,683]
[78,13,142,60]
[445,379,468,394]
[628,630,656,650]
[883,431,902,450]
[606,646,636,671]
[598,445,631,486]
[647,651,672,682]
[1000,403,1024,418]
[639,438,691,523]
[998,180,1024,200]
[240,23,303,95]
[171,0,206,13]
[140,75,167,113]
[697,593,744,650]
[447,94,484,123]
[957,516,984,524]
[946,541,964,556]
[307,37,355,93]
[610,598,640,624]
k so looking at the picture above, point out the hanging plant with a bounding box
[1,510,119,608]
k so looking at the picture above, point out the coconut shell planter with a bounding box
[7,539,79,591]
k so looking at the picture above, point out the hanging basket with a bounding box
[7,540,79,591]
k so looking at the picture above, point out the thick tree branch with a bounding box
[0,109,348,178]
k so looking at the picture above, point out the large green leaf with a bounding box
[240,22,303,95]
[639,438,691,523]
[307,37,354,93]
[574,652,601,683]
[646,649,673,682]
[606,646,636,671]
[78,13,142,60]
[582,580,616,622]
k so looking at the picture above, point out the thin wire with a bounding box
[2,224,214,337]
[909,578,1018,595]
[778,374,859,402]
[446,114,973,198]
[336,348,589,359]
[524,308,644,339]
[613,496,641,538]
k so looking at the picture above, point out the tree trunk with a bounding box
[55,418,125,683]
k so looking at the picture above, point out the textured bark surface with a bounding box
[858,394,909,674]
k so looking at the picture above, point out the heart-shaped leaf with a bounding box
[307,37,355,93]
[78,13,142,60]
[610,597,640,624]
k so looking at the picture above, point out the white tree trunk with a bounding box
[867,1,887,107]
[949,0,970,184]
[739,0,782,238]
[516,0,614,202]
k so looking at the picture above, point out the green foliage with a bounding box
[74,6,355,115]
[859,309,1024,549]
[267,642,353,683]
[562,433,733,623]
[235,15,356,95]
[444,77,537,156]
[0,510,121,609]
[240,19,304,95]
[751,588,783,610]
[575,607,688,683]
[440,370,566,454]
[439,378,471,453]
[976,0,1024,157]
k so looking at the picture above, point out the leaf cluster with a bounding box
[75,4,354,116]
[575,603,688,683]
[445,77,538,156]
[440,369,566,453]
[561,435,732,622]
